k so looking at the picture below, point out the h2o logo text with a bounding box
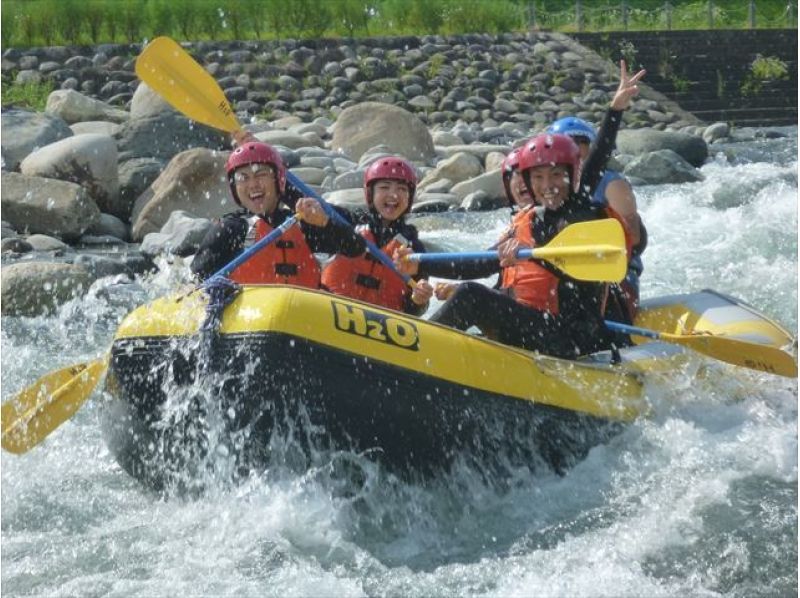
[332,301,419,351]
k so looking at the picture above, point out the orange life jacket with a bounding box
[229,215,321,287]
[322,226,409,311]
[499,207,561,313]
[499,206,634,315]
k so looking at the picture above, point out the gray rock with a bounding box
[419,151,483,189]
[616,129,709,167]
[331,102,435,163]
[1,172,101,241]
[19,134,120,216]
[449,168,505,202]
[419,178,453,194]
[1,109,73,171]
[85,212,130,241]
[69,121,120,136]
[131,148,230,241]
[117,158,166,221]
[322,188,365,211]
[411,197,457,212]
[291,166,327,185]
[702,122,730,144]
[2,238,33,253]
[254,130,323,150]
[129,82,180,119]
[45,89,129,124]
[73,254,139,279]
[140,210,212,258]
[332,170,366,191]
[461,189,503,211]
[1,262,93,316]
[623,150,705,185]
[25,234,71,252]
[114,112,228,162]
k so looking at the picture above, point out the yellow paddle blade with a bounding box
[1,357,108,454]
[534,219,627,283]
[135,36,240,133]
[658,331,798,378]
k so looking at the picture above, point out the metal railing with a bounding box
[527,0,797,31]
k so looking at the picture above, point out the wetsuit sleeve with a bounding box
[190,215,248,281]
[282,183,303,211]
[580,108,624,205]
[301,205,366,257]
[417,257,501,280]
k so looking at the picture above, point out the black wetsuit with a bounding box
[420,109,626,359]
[191,203,367,282]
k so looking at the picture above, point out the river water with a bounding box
[2,128,797,597]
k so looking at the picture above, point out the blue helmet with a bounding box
[547,117,597,143]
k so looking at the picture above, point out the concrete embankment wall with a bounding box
[573,29,798,126]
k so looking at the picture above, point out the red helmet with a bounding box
[519,133,581,193]
[364,157,417,210]
[226,141,286,204]
[501,148,522,207]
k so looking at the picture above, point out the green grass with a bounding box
[1,76,55,111]
[1,0,795,49]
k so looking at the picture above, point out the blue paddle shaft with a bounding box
[408,249,535,263]
[604,320,661,340]
[287,172,411,284]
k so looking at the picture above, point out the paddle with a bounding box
[404,219,627,283]
[1,209,306,455]
[135,36,413,286]
[1,357,107,454]
[605,320,798,378]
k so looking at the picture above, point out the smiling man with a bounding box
[191,141,366,286]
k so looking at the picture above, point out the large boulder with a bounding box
[117,158,166,222]
[623,150,705,185]
[115,112,228,162]
[45,89,129,125]
[1,172,101,241]
[330,102,435,163]
[129,82,180,119]
[1,262,93,316]
[19,134,120,216]
[131,148,230,241]
[1,109,73,171]
[615,129,708,167]
[254,130,324,150]
[449,168,506,202]
[419,151,483,189]
[140,210,213,258]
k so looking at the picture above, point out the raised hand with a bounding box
[611,59,647,111]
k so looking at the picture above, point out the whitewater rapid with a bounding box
[2,128,796,597]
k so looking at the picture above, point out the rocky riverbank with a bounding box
[1,31,776,317]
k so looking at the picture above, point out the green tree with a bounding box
[173,0,198,41]
[333,0,373,37]
[56,0,86,45]
[85,1,106,44]
[223,0,245,41]
[408,0,444,34]
[150,0,175,37]
[264,0,287,40]
[120,0,144,43]
[246,0,268,39]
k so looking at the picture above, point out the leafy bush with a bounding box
[741,54,789,95]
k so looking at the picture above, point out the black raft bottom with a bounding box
[102,332,623,492]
